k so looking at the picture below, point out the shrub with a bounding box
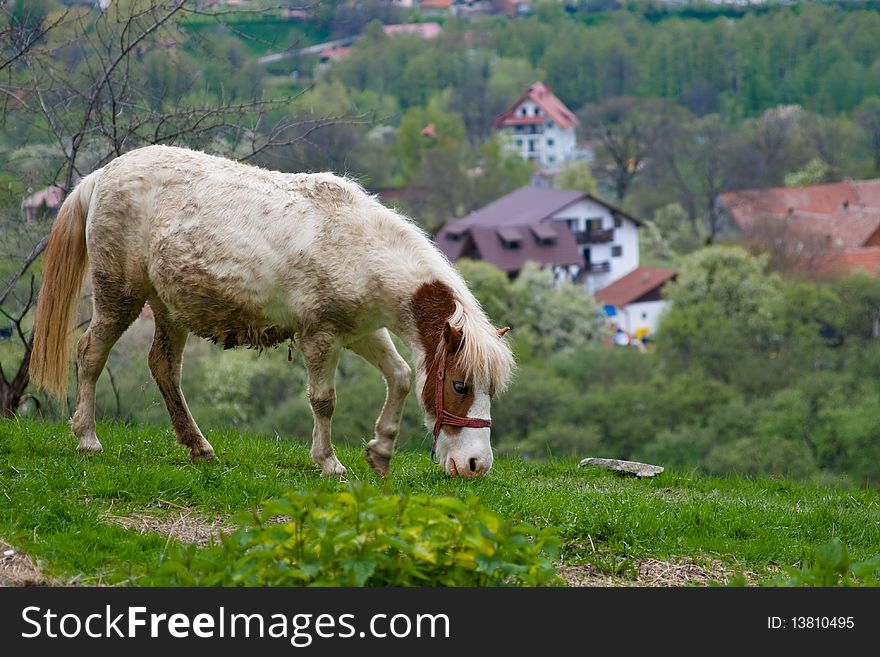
[766,539,880,587]
[149,485,562,587]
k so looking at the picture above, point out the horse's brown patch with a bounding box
[309,393,336,418]
[410,281,475,430]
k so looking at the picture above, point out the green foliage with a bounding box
[766,539,880,587]
[397,99,466,181]
[651,202,705,255]
[456,260,607,359]
[4,421,880,585]
[554,160,599,195]
[658,246,781,386]
[454,259,511,324]
[149,486,562,587]
[784,158,832,187]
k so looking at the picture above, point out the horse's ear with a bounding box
[444,322,463,352]
[497,326,511,338]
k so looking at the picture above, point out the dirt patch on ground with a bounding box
[559,557,759,587]
[104,511,234,547]
[0,540,50,586]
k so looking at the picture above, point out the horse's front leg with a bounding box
[300,332,345,477]
[348,329,412,476]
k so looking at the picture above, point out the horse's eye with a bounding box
[452,381,469,395]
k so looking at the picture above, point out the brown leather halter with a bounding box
[424,339,491,463]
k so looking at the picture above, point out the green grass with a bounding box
[1,420,879,585]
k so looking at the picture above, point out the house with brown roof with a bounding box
[716,179,880,276]
[21,185,64,223]
[435,186,643,293]
[493,82,579,170]
[595,266,677,339]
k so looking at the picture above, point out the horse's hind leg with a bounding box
[348,329,412,476]
[147,297,214,462]
[71,295,143,453]
[300,332,345,477]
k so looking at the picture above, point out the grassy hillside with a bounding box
[1,421,878,586]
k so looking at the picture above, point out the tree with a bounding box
[784,158,832,188]
[470,136,533,210]
[553,160,598,196]
[651,202,704,256]
[658,246,782,390]
[454,259,512,325]
[578,96,669,201]
[656,113,734,242]
[0,1,356,418]
[854,97,880,173]
[396,98,465,182]
[508,262,607,358]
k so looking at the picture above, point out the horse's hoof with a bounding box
[189,440,215,463]
[320,458,347,477]
[190,450,215,463]
[76,436,103,453]
[365,447,390,476]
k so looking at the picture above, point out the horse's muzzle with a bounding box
[445,454,491,478]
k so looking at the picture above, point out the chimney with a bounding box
[843,200,850,210]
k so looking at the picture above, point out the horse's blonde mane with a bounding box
[446,293,515,394]
[409,225,515,395]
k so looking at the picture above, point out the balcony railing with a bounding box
[573,228,614,244]
[586,261,611,274]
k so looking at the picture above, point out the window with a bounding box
[521,107,528,116]
[547,138,554,147]
[612,245,623,257]
[641,312,648,320]
[562,218,578,230]
[528,139,536,152]
[534,107,540,116]
[548,156,555,163]
[586,218,602,231]
[515,139,523,148]
[614,216,622,228]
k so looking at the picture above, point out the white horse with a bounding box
[30,145,514,477]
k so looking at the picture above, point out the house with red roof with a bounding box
[418,0,455,16]
[319,45,353,64]
[493,82,579,170]
[435,186,643,293]
[716,179,880,276]
[595,267,677,339]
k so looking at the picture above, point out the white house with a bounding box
[549,195,640,293]
[595,267,677,339]
[493,82,578,170]
[434,187,642,293]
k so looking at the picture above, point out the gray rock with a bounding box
[579,457,664,478]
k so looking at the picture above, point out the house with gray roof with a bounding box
[435,186,643,293]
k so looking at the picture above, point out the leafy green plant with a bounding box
[149,485,562,587]
[767,539,880,587]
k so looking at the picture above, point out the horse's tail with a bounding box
[29,174,98,399]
